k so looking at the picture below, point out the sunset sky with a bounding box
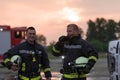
[0,0,120,45]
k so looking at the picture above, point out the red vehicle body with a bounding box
[0,25,27,60]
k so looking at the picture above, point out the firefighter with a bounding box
[3,27,52,80]
[52,24,98,80]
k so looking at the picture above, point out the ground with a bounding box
[0,57,110,80]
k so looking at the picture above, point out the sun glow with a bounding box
[62,7,81,22]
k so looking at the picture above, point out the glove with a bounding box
[58,36,68,42]
[55,41,64,50]
[55,36,68,50]
[82,64,92,74]
[5,61,13,69]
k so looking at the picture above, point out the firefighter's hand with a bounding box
[55,36,68,49]
[11,64,19,71]
[59,36,68,42]
[82,65,91,74]
[55,41,64,50]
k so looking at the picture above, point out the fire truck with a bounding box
[0,25,27,60]
[108,40,120,80]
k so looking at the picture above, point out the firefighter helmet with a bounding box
[11,55,21,65]
[75,57,88,67]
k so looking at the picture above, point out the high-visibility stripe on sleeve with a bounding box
[37,64,41,72]
[89,56,97,62]
[52,46,60,53]
[21,63,26,71]
[63,73,86,78]
[4,58,10,64]
[44,68,51,72]
[32,57,36,62]
[19,75,41,80]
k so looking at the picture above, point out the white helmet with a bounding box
[11,55,21,65]
[75,57,88,67]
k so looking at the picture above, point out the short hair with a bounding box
[67,24,79,32]
[27,26,35,32]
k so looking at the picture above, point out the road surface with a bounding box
[0,57,110,80]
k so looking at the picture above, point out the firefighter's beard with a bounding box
[67,34,78,39]
[67,35,73,39]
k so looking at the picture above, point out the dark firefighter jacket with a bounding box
[3,41,51,79]
[52,35,98,78]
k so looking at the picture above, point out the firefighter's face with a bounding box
[26,29,36,44]
[67,26,78,38]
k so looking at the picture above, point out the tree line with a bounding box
[87,18,120,52]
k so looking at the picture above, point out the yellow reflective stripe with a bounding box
[32,57,36,62]
[63,73,86,78]
[89,56,97,62]
[52,46,60,53]
[4,58,10,64]
[21,63,25,71]
[39,64,41,67]
[44,68,51,72]
[37,64,41,72]
[30,51,36,62]
[19,75,41,80]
